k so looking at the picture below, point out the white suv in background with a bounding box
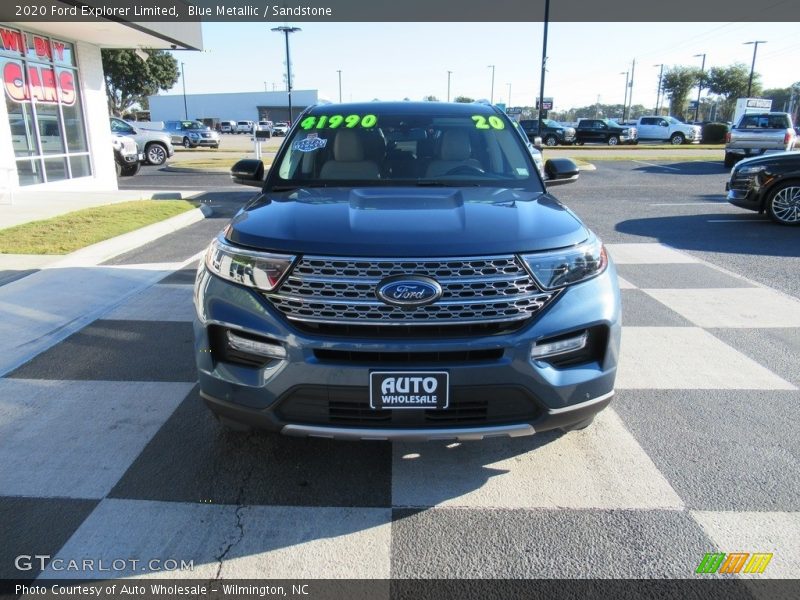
[235,120,254,134]
[635,116,702,145]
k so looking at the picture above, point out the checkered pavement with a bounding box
[1,242,799,582]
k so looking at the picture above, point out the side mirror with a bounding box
[231,159,265,187]
[544,158,579,186]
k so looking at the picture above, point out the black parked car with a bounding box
[574,118,638,146]
[726,151,800,225]
[518,119,576,146]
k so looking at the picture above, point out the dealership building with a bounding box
[0,21,201,194]
[148,89,319,124]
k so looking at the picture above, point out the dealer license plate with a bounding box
[369,371,449,410]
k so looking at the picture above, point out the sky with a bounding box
[167,22,800,112]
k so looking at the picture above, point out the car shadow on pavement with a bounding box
[616,213,800,258]
[631,161,727,176]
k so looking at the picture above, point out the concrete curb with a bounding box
[577,163,597,171]
[164,163,272,175]
[48,204,212,268]
[164,165,230,174]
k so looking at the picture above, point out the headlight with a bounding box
[521,236,608,290]
[204,236,295,291]
[738,165,765,176]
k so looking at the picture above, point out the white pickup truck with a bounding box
[724,112,796,168]
[634,116,702,145]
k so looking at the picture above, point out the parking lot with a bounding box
[2,159,799,581]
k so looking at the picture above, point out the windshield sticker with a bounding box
[472,115,505,130]
[293,137,328,152]
[516,168,529,176]
[300,114,378,130]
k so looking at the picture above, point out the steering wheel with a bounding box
[444,165,485,176]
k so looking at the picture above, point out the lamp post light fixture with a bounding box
[744,41,766,98]
[271,26,301,124]
[693,53,706,123]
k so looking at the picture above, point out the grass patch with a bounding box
[574,155,720,162]
[547,144,723,150]
[0,199,198,255]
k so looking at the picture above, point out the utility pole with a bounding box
[506,83,512,108]
[537,0,550,138]
[627,58,635,122]
[337,70,342,103]
[271,26,301,124]
[488,65,495,104]
[653,64,664,114]
[620,71,629,121]
[744,41,766,98]
[447,70,452,102]
[693,53,706,122]
[180,62,188,120]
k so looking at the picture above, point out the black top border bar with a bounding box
[3,0,800,22]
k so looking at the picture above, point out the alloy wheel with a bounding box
[770,185,800,225]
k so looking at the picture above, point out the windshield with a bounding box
[606,119,622,127]
[274,109,541,190]
[542,119,562,128]
[182,121,206,130]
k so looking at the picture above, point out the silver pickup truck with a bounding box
[724,112,796,168]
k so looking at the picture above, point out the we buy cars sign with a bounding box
[0,27,75,106]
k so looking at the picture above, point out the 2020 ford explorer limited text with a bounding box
[193,102,621,441]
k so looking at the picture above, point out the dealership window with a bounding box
[1,25,91,185]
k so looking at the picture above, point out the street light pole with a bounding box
[180,61,187,120]
[537,0,550,138]
[488,65,495,104]
[620,71,629,121]
[506,83,512,108]
[693,53,706,123]
[744,41,766,98]
[447,70,452,102]
[271,26,301,124]
[627,58,635,122]
[653,64,664,114]
[337,70,342,103]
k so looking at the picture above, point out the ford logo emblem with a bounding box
[376,275,443,307]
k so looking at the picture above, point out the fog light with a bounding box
[531,331,588,359]
[226,331,286,360]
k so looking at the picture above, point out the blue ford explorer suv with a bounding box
[194,102,621,441]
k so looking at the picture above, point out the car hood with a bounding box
[734,151,800,169]
[226,187,589,257]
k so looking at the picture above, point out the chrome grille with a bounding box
[266,255,555,326]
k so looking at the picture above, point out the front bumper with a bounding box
[193,262,621,439]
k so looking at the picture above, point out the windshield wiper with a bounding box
[270,183,329,191]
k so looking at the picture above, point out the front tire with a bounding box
[670,133,685,145]
[544,135,558,147]
[119,161,140,177]
[183,137,194,149]
[724,152,738,169]
[766,181,800,226]
[145,143,168,165]
[607,136,619,146]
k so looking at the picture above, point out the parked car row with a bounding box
[217,120,290,137]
